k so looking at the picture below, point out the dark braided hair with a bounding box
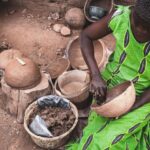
[135,0,150,24]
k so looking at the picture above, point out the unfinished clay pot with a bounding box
[67,36,107,71]
[54,70,90,108]
[84,0,113,23]
[0,49,24,69]
[113,0,136,6]
[24,100,78,149]
[46,58,70,80]
[65,8,86,29]
[91,81,136,118]
[4,58,41,89]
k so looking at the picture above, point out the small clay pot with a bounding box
[65,7,86,29]
[91,81,136,118]
[67,36,107,71]
[4,58,41,89]
[84,0,113,23]
[0,49,24,70]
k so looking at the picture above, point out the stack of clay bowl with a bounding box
[46,58,70,80]
[91,81,136,118]
[84,0,113,23]
[24,100,78,149]
[54,70,91,108]
[67,36,107,71]
[4,57,42,89]
[113,0,136,6]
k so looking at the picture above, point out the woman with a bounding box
[67,0,150,149]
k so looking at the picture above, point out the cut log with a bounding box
[1,73,52,123]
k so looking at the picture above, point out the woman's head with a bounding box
[134,0,150,29]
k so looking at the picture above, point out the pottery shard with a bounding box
[1,73,51,123]
[52,24,64,33]
[60,26,71,36]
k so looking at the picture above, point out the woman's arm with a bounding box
[131,88,150,110]
[80,11,114,103]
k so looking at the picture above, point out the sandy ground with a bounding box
[0,1,115,149]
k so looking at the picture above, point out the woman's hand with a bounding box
[90,75,107,104]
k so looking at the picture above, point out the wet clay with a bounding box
[31,106,76,137]
[68,38,103,69]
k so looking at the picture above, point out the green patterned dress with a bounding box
[67,6,150,150]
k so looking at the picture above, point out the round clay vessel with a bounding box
[84,0,113,22]
[67,36,107,71]
[0,49,24,69]
[54,70,91,108]
[4,58,41,89]
[65,8,86,29]
[91,81,136,118]
[24,99,78,149]
[46,58,70,79]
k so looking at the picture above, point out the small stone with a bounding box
[51,12,60,20]
[52,24,63,33]
[48,16,52,21]
[22,9,27,14]
[61,26,71,36]
[9,10,16,15]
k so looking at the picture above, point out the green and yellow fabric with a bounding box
[67,6,150,150]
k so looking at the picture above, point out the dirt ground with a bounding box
[0,0,115,150]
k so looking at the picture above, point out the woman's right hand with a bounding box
[90,75,107,104]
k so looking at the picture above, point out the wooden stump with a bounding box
[1,73,52,123]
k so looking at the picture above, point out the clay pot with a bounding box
[54,70,90,108]
[24,100,78,149]
[46,58,70,80]
[0,49,24,69]
[84,0,113,23]
[67,36,107,71]
[4,58,41,89]
[65,8,86,29]
[113,0,136,6]
[91,81,136,118]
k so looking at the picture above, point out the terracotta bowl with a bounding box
[91,81,136,118]
[4,58,41,89]
[0,49,24,70]
[54,70,91,108]
[46,58,70,80]
[67,36,107,71]
[84,0,113,23]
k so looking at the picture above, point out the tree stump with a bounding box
[1,73,52,123]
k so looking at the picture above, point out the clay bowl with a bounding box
[58,70,90,96]
[91,81,136,118]
[84,0,113,23]
[113,0,136,6]
[0,49,24,70]
[24,99,78,149]
[67,36,107,71]
[46,58,70,80]
[4,57,41,89]
[54,70,91,108]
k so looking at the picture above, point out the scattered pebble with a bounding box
[9,10,16,15]
[60,26,71,36]
[52,24,64,33]
[22,9,27,14]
